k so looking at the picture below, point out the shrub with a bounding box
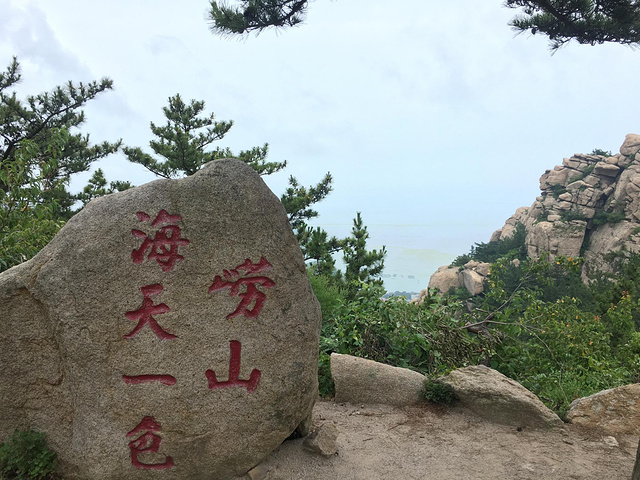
[317,351,334,397]
[568,163,595,183]
[0,430,57,480]
[592,210,626,226]
[450,254,472,267]
[468,222,528,264]
[422,379,457,404]
[307,269,345,322]
[319,282,494,378]
[550,184,567,199]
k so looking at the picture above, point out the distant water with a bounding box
[312,222,493,294]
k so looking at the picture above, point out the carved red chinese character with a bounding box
[206,340,261,393]
[126,416,174,470]
[124,284,177,340]
[131,210,190,272]
[122,375,177,386]
[208,257,275,319]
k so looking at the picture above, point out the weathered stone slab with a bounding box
[330,353,426,406]
[566,383,640,435]
[439,366,563,429]
[0,159,321,480]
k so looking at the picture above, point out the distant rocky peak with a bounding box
[428,134,640,297]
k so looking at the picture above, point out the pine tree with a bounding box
[0,57,122,220]
[279,172,344,270]
[208,0,640,53]
[208,0,308,35]
[123,94,286,178]
[342,212,386,296]
[0,58,123,270]
[75,169,132,206]
[505,0,640,50]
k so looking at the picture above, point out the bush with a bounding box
[307,269,345,322]
[450,254,472,267]
[422,379,457,404]
[320,282,494,378]
[468,222,528,264]
[592,210,626,226]
[317,351,335,397]
[0,430,57,480]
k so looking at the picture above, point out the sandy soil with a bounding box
[250,399,638,480]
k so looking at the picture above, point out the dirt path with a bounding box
[252,399,637,480]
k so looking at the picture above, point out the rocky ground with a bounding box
[248,399,637,480]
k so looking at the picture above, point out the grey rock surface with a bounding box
[330,353,426,407]
[567,383,640,435]
[302,423,339,456]
[0,159,321,480]
[439,366,563,429]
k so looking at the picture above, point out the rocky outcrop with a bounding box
[492,134,640,278]
[0,159,322,480]
[330,353,426,406]
[429,133,640,292]
[425,261,490,297]
[439,366,563,429]
[566,383,640,435]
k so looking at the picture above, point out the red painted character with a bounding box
[205,340,261,393]
[209,257,275,319]
[126,416,174,470]
[124,284,177,340]
[131,210,190,272]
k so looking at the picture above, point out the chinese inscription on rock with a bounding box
[122,209,274,470]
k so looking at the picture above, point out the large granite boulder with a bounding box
[330,353,426,406]
[425,261,490,298]
[0,159,322,480]
[427,265,462,294]
[566,384,640,435]
[439,366,563,429]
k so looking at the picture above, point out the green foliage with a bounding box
[320,283,494,380]
[590,251,640,329]
[0,57,123,271]
[591,148,613,157]
[0,57,121,221]
[568,163,595,184]
[307,269,345,322]
[210,0,640,57]
[476,254,639,413]
[559,208,586,222]
[123,94,285,179]
[422,379,457,405]
[208,0,308,35]
[0,430,57,480]
[342,213,386,299]
[0,136,67,272]
[466,222,528,264]
[281,173,338,268]
[550,184,567,199]
[492,296,636,413]
[450,254,472,267]
[317,350,334,397]
[505,0,640,51]
[592,210,626,226]
[74,168,132,207]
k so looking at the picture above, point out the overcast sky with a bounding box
[2,0,639,292]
